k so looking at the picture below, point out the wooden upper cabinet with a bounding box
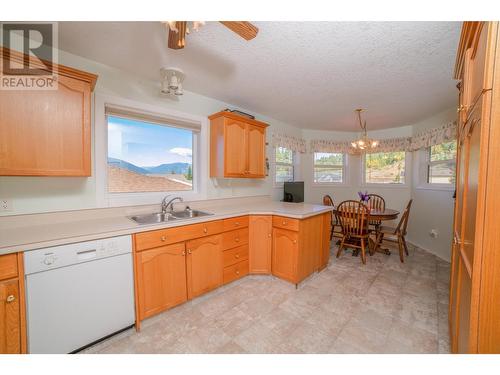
[135,243,188,321]
[224,119,248,176]
[0,48,97,176]
[247,124,266,177]
[186,234,223,299]
[209,111,268,178]
[249,215,272,274]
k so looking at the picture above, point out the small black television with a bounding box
[283,181,304,203]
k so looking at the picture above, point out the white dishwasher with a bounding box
[24,235,135,353]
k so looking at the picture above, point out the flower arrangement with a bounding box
[358,191,370,203]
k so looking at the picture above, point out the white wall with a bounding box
[0,49,302,216]
[406,108,457,261]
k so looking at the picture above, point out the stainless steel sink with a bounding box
[128,212,177,225]
[129,209,213,225]
[171,209,213,219]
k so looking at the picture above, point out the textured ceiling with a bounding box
[59,21,460,131]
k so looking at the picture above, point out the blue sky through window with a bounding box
[107,116,193,167]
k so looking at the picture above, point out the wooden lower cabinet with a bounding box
[135,243,187,320]
[186,235,223,299]
[223,260,249,284]
[0,253,26,354]
[271,214,329,285]
[272,228,299,283]
[133,212,330,326]
[249,215,272,274]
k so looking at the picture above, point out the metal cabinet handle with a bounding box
[235,254,240,259]
[203,228,208,233]
[161,236,166,241]
[293,240,297,244]
[236,270,240,275]
[235,222,240,226]
[6,295,15,303]
[268,233,272,238]
[182,251,186,256]
[187,249,192,254]
[235,237,240,242]
[282,221,286,225]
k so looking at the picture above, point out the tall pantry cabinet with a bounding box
[449,21,500,354]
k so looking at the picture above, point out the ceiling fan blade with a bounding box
[168,21,187,49]
[219,21,258,40]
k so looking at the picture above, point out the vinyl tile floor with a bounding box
[82,243,451,354]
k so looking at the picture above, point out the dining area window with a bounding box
[364,151,406,184]
[313,152,345,184]
[427,141,457,184]
[274,146,294,184]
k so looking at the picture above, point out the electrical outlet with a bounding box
[429,229,438,238]
[0,199,13,212]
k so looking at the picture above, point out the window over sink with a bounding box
[107,115,194,193]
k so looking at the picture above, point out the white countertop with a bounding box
[0,199,332,255]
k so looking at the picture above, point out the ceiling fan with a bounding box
[163,21,258,49]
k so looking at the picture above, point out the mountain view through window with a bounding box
[107,116,193,193]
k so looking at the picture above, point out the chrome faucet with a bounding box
[161,195,183,213]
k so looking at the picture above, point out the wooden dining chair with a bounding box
[374,199,413,263]
[364,194,386,233]
[322,195,343,241]
[336,200,371,264]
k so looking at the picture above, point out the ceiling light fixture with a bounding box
[351,109,379,151]
[160,67,185,96]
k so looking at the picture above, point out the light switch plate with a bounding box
[0,199,13,212]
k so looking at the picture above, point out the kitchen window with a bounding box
[103,100,204,199]
[313,152,345,184]
[427,141,457,184]
[364,151,406,184]
[274,146,294,184]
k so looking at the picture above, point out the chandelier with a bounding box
[351,109,378,151]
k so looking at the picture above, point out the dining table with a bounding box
[332,206,400,255]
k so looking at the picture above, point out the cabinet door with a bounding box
[186,234,223,299]
[136,243,187,320]
[319,213,331,270]
[224,120,247,176]
[249,215,272,274]
[272,228,298,283]
[450,98,483,353]
[0,279,21,354]
[247,124,266,177]
[0,74,91,176]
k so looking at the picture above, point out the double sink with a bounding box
[129,208,213,225]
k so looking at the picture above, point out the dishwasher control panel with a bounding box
[24,235,132,275]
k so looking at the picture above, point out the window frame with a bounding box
[312,152,347,186]
[362,151,410,187]
[95,94,208,208]
[415,141,456,191]
[273,146,295,187]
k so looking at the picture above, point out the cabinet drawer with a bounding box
[222,228,249,250]
[135,220,223,251]
[0,253,18,281]
[223,260,249,285]
[222,216,249,232]
[223,244,249,268]
[272,216,300,231]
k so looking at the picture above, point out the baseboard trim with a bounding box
[406,239,450,263]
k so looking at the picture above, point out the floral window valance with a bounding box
[309,121,457,154]
[271,133,307,153]
[409,121,457,151]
